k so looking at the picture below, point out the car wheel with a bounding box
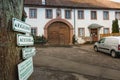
[111,50,117,58]
[94,46,98,52]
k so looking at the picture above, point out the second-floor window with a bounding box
[78,10,84,19]
[103,11,109,20]
[115,12,120,20]
[46,9,53,19]
[31,27,37,36]
[29,9,37,18]
[91,11,97,20]
[65,10,71,19]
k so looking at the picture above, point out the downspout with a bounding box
[73,8,76,42]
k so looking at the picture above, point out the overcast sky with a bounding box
[111,0,120,2]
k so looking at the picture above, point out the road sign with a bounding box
[22,47,36,59]
[18,57,33,80]
[17,34,34,46]
[12,18,31,33]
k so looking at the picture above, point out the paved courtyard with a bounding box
[32,44,120,80]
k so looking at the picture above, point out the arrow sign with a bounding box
[17,34,34,46]
[18,57,33,80]
[12,18,31,33]
[22,47,36,59]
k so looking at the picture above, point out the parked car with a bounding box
[94,36,120,58]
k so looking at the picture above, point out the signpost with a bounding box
[12,18,31,33]
[22,47,36,59]
[17,34,34,46]
[18,57,33,80]
[12,18,36,80]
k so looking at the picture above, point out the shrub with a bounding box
[34,35,47,45]
[112,19,119,33]
[72,34,77,44]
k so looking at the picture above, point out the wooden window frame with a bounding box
[64,9,72,19]
[78,10,84,19]
[91,11,97,20]
[103,11,109,20]
[29,8,37,18]
[45,9,53,19]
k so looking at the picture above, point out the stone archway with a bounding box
[44,18,73,45]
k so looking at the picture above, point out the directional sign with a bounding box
[22,47,36,59]
[17,34,34,46]
[18,57,33,80]
[12,18,31,33]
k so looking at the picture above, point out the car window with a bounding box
[99,38,105,43]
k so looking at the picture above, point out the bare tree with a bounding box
[0,0,32,80]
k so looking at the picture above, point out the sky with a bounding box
[111,0,120,2]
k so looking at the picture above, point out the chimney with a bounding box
[42,0,46,5]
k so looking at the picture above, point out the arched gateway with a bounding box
[44,18,73,45]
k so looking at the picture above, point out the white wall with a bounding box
[24,7,120,38]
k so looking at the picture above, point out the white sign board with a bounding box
[22,47,36,59]
[12,18,31,33]
[18,57,33,80]
[17,34,34,46]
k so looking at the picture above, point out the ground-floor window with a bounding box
[78,28,85,37]
[103,28,109,34]
[31,27,37,36]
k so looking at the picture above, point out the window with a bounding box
[78,10,84,19]
[31,27,37,36]
[65,10,71,19]
[91,11,97,20]
[46,9,53,19]
[103,11,109,20]
[29,9,37,18]
[99,38,105,43]
[78,28,85,37]
[115,12,120,20]
[103,28,109,34]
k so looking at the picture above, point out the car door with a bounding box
[98,38,106,52]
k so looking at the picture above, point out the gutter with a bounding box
[24,4,120,10]
[73,8,76,37]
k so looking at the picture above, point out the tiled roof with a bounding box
[24,0,120,9]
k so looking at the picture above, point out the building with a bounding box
[24,0,120,45]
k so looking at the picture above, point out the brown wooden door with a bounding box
[48,22,70,45]
[59,34,65,45]
[90,29,98,41]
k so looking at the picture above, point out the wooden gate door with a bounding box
[90,29,98,42]
[48,22,70,45]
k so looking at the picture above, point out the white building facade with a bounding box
[24,0,120,45]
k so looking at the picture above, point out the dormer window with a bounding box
[42,0,46,5]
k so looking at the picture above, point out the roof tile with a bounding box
[24,0,120,9]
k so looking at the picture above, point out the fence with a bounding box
[100,33,120,38]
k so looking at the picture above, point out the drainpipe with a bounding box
[73,8,76,42]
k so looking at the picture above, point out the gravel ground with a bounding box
[36,45,120,70]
